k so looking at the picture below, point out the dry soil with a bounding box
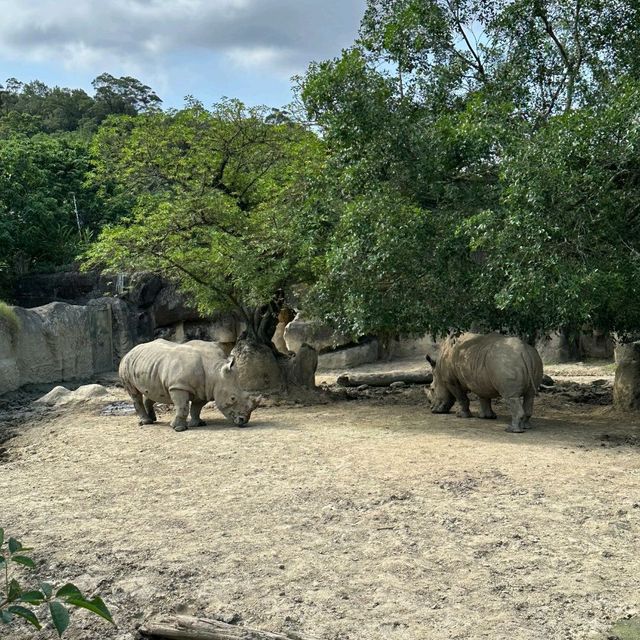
[1,359,639,640]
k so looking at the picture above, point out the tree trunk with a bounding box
[337,371,433,387]
[230,290,318,394]
[613,341,640,410]
[138,614,319,640]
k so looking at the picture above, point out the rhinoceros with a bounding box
[426,333,543,433]
[119,339,261,432]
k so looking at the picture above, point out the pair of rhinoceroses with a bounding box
[120,333,543,434]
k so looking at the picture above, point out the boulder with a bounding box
[579,329,615,359]
[36,383,112,406]
[148,283,201,328]
[318,339,379,370]
[284,312,350,354]
[389,334,440,359]
[536,332,580,364]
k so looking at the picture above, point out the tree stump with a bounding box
[230,339,318,394]
[613,341,640,410]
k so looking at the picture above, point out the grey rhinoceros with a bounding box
[426,333,543,433]
[119,339,261,432]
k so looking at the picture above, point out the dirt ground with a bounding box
[1,358,639,640]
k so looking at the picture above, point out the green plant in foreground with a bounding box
[0,528,115,636]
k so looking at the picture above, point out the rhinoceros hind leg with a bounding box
[505,397,526,433]
[143,397,157,423]
[187,400,207,428]
[169,389,190,432]
[522,391,535,429]
[478,398,497,419]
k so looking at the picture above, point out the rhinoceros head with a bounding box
[215,358,262,427]
[425,354,455,414]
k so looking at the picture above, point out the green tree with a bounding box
[84,99,323,347]
[299,0,640,345]
[0,133,109,294]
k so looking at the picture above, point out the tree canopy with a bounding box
[83,99,323,339]
[298,0,640,339]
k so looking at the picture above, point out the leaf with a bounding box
[0,609,13,624]
[49,601,70,637]
[0,528,4,547]
[11,555,35,569]
[8,579,21,602]
[56,583,83,600]
[7,605,41,629]
[65,595,115,624]
[20,590,45,604]
[8,538,22,554]
[41,582,53,598]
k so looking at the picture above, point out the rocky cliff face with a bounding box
[0,300,129,395]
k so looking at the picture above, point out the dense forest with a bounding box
[2,0,640,345]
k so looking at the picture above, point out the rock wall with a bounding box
[0,299,135,396]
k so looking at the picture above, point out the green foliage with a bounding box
[464,81,640,336]
[84,99,324,330]
[0,528,114,637]
[299,0,640,339]
[0,301,19,334]
[0,74,162,136]
[0,133,115,290]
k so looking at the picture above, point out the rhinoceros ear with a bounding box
[426,354,437,369]
[224,356,236,373]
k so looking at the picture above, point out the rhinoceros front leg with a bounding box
[449,384,472,418]
[168,389,190,432]
[478,398,497,419]
[143,397,157,423]
[505,397,526,433]
[187,400,207,428]
[128,388,154,426]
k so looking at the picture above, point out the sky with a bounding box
[0,0,367,109]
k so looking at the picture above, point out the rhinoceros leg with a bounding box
[169,389,190,432]
[478,398,497,419]
[128,389,154,426]
[143,397,157,423]
[450,385,472,418]
[187,400,207,428]
[505,397,526,433]
[522,391,535,429]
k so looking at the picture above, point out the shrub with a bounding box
[0,528,115,636]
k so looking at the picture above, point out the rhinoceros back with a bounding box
[446,333,543,399]
[119,339,209,403]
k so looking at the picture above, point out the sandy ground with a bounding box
[1,359,639,640]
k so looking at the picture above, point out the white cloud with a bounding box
[0,0,365,74]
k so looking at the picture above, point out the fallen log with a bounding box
[336,371,433,387]
[138,615,319,640]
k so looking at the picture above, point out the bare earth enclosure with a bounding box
[1,359,639,640]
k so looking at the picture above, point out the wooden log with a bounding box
[138,615,319,640]
[336,371,433,387]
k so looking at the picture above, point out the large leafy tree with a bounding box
[84,99,323,345]
[299,0,640,341]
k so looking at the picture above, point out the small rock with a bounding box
[356,384,369,391]
[390,381,406,389]
[541,374,555,386]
